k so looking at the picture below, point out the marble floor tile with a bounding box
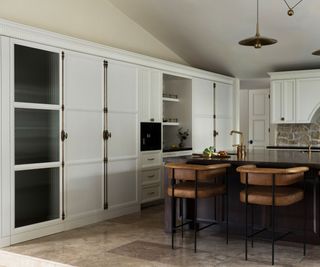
[1,204,318,267]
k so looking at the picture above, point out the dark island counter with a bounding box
[163,150,320,244]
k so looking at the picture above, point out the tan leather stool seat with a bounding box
[240,186,304,206]
[168,182,226,199]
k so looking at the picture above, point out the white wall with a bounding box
[0,0,187,65]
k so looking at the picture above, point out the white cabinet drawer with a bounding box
[142,169,160,185]
[142,184,161,202]
[141,152,161,167]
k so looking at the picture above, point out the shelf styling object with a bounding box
[239,0,277,48]
[178,127,189,148]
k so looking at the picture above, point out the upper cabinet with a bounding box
[296,78,320,123]
[269,70,320,124]
[139,68,162,122]
[270,80,295,124]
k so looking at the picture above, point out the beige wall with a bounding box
[0,0,188,65]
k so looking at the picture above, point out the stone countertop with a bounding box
[165,149,320,169]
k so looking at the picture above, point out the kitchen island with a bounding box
[164,149,320,244]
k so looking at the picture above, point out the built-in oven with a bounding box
[140,122,161,151]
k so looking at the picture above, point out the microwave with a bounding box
[140,122,161,151]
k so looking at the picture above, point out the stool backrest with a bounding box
[166,163,231,182]
[237,165,309,186]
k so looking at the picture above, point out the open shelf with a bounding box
[163,97,180,103]
[163,122,180,126]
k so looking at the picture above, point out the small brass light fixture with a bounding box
[239,0,277,49]
[283,0,304,16]
[312,50,320,56]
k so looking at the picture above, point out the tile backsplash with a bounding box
[277,116,320,146]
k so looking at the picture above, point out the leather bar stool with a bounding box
[166,162,231,252]
[237,165,309,265]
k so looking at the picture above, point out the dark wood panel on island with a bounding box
[163,150,320,244]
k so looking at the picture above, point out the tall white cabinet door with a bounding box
[192,78,214,153]
[248,90,270,149]
[283,80,295,123]
[64,51,104,219]
[270,81,282,123]
[215,82,233,151]
[139,68,161,122]
[108,61,138,209]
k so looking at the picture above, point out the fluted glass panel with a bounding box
[14,44,59,104]
[15,109,59,165]
[15,168,60,228]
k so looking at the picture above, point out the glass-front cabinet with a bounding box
[14,43,61,229]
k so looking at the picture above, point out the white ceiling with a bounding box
[108,0,320,79]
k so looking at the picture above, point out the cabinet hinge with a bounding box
[268,94,270,99]
[61,104,65,111]
[213,83,216,89]
[104,157,108,163]
[213,114,216,119]
[62,212,65,220]
[104,107,108,113]
[268,128,270,133]
[213,130,219,137]
[61,51,65,59]
[104,202,109,209]
[104,60,108,67]
[62,161,65,167]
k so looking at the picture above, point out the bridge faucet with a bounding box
[230,130,246,158]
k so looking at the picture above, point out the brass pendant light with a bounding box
[283,0,304,16]
[239,0,277,49]
[312,50,320,56]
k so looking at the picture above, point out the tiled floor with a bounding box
[1,205,320,266]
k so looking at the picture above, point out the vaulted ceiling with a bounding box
[109,0,320,79]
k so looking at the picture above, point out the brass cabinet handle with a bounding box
[147,191,156,196]
[147,158,155,161]
[148,175,155,178]
[281,117,285,121]
[61,130,68,141]
[150,118,154,122]
[103,130,112,140]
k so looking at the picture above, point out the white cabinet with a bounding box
[107,61,139,208]
[192,79,234,152]
[192,78,214,153]
[139,68,162,122]
[64,51,104,219]
[215,82,234,151]
[140,151,162,204]
[270,80,295,124]
[296,78,320,123]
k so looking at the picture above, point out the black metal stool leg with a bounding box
[181,198,184,239]
[272,174,275,266]
[194,171,198,253]
[226,171,229,244]
[251,204,254,248]
[245,173,248,261]
[171,170,176,249]
[303,176,307,256]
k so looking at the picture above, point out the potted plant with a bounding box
[178,128,189,148]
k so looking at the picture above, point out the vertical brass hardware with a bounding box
[213,82,217,150]
[61,51,66,220]
[103,60,109,210]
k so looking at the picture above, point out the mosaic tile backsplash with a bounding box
[277,116,320,146]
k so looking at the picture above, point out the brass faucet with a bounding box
[230,130,246,158]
